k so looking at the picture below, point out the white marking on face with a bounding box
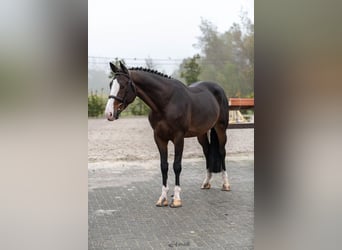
[105,79,120,119]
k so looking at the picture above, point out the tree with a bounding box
[180,54,201,85]
[145,56,157,69]
[191,13,254,97]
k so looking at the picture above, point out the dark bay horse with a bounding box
[105,61,230,208]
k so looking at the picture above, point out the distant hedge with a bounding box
[88,92,150,117]
[88,92,106,117]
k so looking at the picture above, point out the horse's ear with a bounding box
[119,61,129,74]
[109,62,119,73]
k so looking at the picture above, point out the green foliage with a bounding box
[126,97,150,116]
[180,13,254,97]
[180,54,201,85]
[113,97,150,117]
[88,91,106,117]
[87,91,150,118]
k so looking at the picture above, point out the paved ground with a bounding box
[88,118,254,249]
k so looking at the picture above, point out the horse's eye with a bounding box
[120,85,124,89]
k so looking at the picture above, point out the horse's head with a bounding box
[105,61,137,121]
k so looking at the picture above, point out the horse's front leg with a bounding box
[154,133,169,207]
[170,134,184,208]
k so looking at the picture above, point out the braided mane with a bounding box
[129,67,172,79]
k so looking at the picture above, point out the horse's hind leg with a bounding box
[154,133,169,207]
[214,124,231,191]
[197,133,212,189]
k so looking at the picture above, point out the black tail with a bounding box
[208,128,222,173]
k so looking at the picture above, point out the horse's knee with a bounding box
[161,162,168,170]
[173,163,182,175]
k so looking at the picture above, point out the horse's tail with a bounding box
[208,128,222,173]
[192,81,228,173]
[208,83,229,173]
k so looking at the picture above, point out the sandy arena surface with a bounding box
[88,117,254,249]
[88,116,253,164]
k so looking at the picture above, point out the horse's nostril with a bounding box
[109,112,112,117]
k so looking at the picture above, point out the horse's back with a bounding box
[189,81,228,107]
[190,81,227,99]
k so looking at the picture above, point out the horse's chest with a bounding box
[149,114,183,139]
[153,120,179,137]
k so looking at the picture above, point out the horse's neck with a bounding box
[131,71,171,112]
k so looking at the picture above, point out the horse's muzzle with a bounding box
[105,112,115,121]
[106,111,122,121]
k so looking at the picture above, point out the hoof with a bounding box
[156,197,168,207]
[221,184,231,191]
[169,198,182,208]
[201,183,211,189]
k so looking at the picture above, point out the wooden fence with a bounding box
[228,98,254,129]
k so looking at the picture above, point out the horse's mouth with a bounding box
[114,109,123,119]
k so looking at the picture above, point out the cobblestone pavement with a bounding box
[89,156,253,250]
[89,118,254,249]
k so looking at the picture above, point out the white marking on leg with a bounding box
[105,79,120,118]
[173,185,181,200]
[202,171,212,187]
[160,185,169,199]
[222,170,230,185]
